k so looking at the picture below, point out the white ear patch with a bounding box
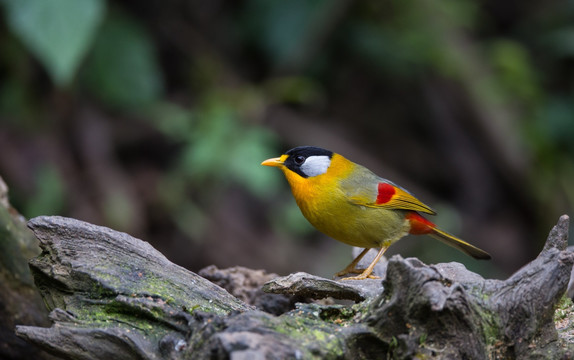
[300,155,331,177]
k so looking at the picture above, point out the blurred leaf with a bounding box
[542,27,574,58]
[157,172,188,210]
[348,0,481,78]
[148,102,196,142]
[228,127,281,198]
[180,105,237,182]
[102,189,136,232]
[174,202,208,243]
[273,201,315,237]
[241,0,330,67]
[0,36,38,125]
[265,76,325,105]
[25,165,65,217]
[560,160,574,216]
[0,78,30,122]
[1,0,105,86]
[539,97,574,153]
[488,39,540,102]
[82,10,163,109]
[346,22,420,76]
[179,102,281,197]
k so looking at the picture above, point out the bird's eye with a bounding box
[293,155,306,165]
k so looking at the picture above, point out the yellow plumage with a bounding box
[279,153,412,248]
[262,146,491,280]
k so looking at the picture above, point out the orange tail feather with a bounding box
[407,212,491,260]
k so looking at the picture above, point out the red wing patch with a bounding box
[376,183,396,204]
[350,181,436,215]
[406,212,436,235]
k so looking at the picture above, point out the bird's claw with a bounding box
[334,268,364,278]
[340,273,380,281]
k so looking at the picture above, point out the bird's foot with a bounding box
[340,273,380,281]
[337,267,379,280]
[334,267,364,278]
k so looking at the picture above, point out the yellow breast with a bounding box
[281,154,409,248]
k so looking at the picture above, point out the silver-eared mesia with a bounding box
[262,146,491,280]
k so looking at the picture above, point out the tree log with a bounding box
[15,215,574,359]
[0,176,51,360]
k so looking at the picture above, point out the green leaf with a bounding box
[180,105,237,181]
[488,39,540,102]
[240,0,330,67]
[82,11,163,108]
[272,202,314,237]
[2,0,105,86]
[228,127,281,198]
[25,165,65,218]
[543,27,574,58]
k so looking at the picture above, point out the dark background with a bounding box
[1,0,573,279]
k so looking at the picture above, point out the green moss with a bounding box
[0,205,39,284]
[253,305,351,358]
[185,304,201,314]
[479,310,500,346]
[554,295,574,322]
[283,322,344,358]
[418,332,427,345]
[61,294,183,342]
[288,303,360,326]
[80,263,241,316]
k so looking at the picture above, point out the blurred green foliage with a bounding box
[0,0,574,276]
[241,0,333,68]
[83,9,163,108]
[2,0,105,86]
[24,164,65,218]
[0,0,286,244]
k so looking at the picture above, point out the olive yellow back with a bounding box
[280,153,411,249]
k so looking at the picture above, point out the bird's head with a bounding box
[261,146,334,178]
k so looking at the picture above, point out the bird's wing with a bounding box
[346,176,436,215]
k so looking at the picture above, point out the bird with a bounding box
[261,146,491,280]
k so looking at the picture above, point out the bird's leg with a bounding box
[340,246,388,281]
[334,248,370,278]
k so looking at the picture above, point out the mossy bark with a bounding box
[0,177,51,359]
[15,215,574,359]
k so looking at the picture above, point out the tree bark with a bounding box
[0,177,52,360]
[15,215,574,359]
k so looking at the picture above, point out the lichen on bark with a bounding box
[14,215,574,359]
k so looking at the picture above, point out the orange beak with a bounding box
[261,156,284,167]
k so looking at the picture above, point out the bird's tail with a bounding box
[429,227,491,260]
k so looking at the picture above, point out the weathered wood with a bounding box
[15,215,574,359]
[0,176,52,360]
[17,216,250,360]
[366,215,573,359]
[198,265,299,316]
[263,271,383,302]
